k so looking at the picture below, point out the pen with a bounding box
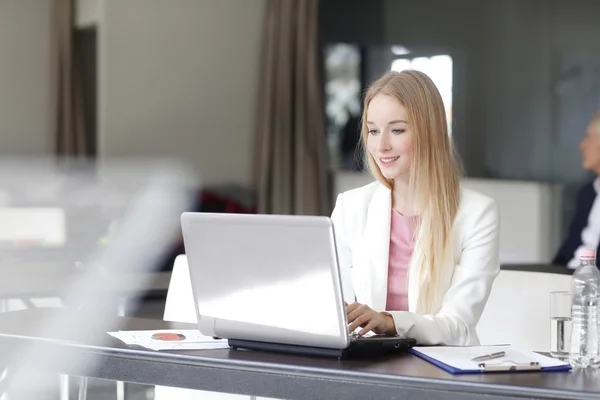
[471,351,506,362]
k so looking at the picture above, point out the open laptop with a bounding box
[180,212,416,359]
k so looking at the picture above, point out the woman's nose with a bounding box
[377,133,392,151]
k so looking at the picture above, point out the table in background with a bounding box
[0,264,170,313]
[501,263,573,275]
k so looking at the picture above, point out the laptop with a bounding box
[180,212,416,359]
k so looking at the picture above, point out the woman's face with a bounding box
[366,94,413,181]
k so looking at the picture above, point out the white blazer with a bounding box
[331,181,500,346]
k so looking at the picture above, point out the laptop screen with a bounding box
[183,213,348,348]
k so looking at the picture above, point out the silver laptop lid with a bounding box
[181,212,350,349]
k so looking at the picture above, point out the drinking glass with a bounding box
[550,291,572,360]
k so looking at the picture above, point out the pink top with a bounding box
[386,209,416,311]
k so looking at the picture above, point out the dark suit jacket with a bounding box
[553,180,599,265]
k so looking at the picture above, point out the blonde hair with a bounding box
[360,70,462,314]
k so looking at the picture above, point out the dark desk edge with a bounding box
[500,263,573,275]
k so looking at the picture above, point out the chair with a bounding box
[162,255,197,324]
[477,269,571,351]
[153,255,253,400]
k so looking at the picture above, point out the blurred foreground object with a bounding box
[0,156,198,398]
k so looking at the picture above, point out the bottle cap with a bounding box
[580,248,596,261]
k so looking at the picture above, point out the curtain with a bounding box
[254,0,329,216]
[53,0,87,157]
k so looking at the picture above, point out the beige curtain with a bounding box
[53,0,87,157]
[254,0,329,216]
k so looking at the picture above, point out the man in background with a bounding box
[554,111,600,267]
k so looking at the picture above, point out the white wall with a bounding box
[99,0,265,187]
[0,0,53,155]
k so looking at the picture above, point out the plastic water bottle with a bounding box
[569,248,600,368]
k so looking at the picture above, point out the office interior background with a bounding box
[3,0,600,264]
[0,0,599,398]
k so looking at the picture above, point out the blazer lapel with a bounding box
[362,185,392,311]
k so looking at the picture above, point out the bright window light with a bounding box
[391,55,453,134]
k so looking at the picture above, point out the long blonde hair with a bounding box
[360,70,462,314]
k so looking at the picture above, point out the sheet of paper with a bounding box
[108,329,229,351]
[412,345,569,371]
[133,341,230,351]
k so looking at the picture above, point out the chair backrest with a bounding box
[163,254,197,323]
[461,178,563,263]
[477,269,571,351]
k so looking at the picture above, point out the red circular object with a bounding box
[151,332,186,341]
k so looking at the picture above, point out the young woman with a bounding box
[331,70,500,346]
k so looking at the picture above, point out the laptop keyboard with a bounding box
[349,331,380,341]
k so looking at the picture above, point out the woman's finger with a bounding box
[359,319,378,336]
[345,302,360,314]
[346,307,366,324]
[348,313,370,333]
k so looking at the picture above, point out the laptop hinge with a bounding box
[198,316,217,337]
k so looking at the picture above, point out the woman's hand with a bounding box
[346,302,396,336]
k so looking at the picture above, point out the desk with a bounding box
[0,309,598,400]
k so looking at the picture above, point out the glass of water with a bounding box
[550,291,572,360]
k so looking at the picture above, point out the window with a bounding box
[391,54,453,133]
[324,44,362,170]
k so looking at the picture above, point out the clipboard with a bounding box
[477,361,541,372]
[410,345,571,374]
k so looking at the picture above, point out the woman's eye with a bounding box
[392,129,406,134]
[368,129,379,135]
